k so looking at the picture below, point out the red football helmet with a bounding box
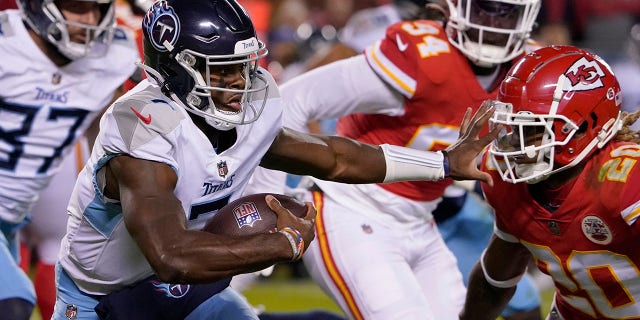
[488,45,623,184]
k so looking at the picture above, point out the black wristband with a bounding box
[441,150,450,177]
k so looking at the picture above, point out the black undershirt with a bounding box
[189,113,238,153]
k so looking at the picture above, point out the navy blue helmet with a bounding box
[142,0,269,131]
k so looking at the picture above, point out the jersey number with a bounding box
[525,243,640,318]
[0,101,89,174]
[405,124,459,151]
[189,195,232,220]
[598,145,640,182]
[400,21,450,58]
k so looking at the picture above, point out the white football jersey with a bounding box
[59,74,283,295]
[0,10,138,223]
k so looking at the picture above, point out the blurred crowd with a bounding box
[1,0,636,118]
[251,0,640,113]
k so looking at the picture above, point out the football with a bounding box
[202,193,307,236]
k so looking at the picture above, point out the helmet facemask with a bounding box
[173,37,269,131]
[445,0,540,67]
[489,100,580,184]
[21,0,116,60]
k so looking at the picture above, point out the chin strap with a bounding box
[137,61,165,85]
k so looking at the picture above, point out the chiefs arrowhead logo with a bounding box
[562,57,606,91]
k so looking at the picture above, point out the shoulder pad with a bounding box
[111,88,184,150]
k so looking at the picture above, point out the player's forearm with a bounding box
[263,130,386,183]
[323,139,450,183]
[265,129,447,183]
[459,263,516,320]
[147,231,293,284]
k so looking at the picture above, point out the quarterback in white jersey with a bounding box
[53,0,503,319]
[59,76,284,294]
[0,0,137,318]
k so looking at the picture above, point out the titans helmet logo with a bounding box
[151,280,191,299]
[143,1,180,52]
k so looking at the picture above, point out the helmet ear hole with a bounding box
[574,121,588,139]
[590,112,599,130]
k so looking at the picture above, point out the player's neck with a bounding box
[542,163,585,189]
[471,62,510,92]
[470,63,498,76]
[26,26,72,67]
[528,164,583,212]
[189,113,237,153]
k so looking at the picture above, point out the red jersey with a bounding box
[339,20,509,201]
[482,141,640,319]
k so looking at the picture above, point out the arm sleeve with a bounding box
[279,54,405,133]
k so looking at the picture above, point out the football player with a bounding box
[247,0,543,319]
[15,1,146,319]
[460,45,640,319]
[18,139,90,320]
[0,0,138,318]
[52,0,503,319]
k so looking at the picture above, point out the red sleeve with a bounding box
[0,0,17,10]
[597,144,640,226]
[364,20,454,98]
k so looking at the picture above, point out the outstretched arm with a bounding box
[262,101,501,184]
[459,235,532,320]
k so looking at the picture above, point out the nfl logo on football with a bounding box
[233,202,262,228]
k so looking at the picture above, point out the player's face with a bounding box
[465,0,523,47]
[205,63,248,113]
[495,124,546,164]
[56,0,102,43]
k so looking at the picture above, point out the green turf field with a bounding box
[244,276,555,319]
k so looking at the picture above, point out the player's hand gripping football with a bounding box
[266,195,317,257]
[444,101,502,186]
